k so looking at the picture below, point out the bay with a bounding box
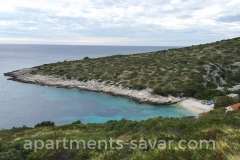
[0,44,197,129]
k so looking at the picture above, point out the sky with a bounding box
[0,0,239,46]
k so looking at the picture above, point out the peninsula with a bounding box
[4,37,240,114]
[4,68,180,105]
[2,37,240,160]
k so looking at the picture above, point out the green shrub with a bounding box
[58,72,65,76]
[34,121,55,128]
[195,90,226,100]
[72,120,82,124]
[227,71,240,83]
[83,57,90,60]
[129,84,146,90]
[214,96,236,108]
[78,76,86,81]
[183,84,205,97]
[66,75,71,79]
[206,81,217,89]
[197,60,205,65]
[153,87,168,96]
[215,76,220,82]
[237,50,240,56]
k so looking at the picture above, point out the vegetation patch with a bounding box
[1,110,240,159]
[31,37,240,99]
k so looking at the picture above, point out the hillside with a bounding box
[0,109,240,160]
[31,37,240,99]
[2,38,240,160]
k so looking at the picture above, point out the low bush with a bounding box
[206,81,218,89]
[78,76,86,81]
[83,57,90,60]
[72,120,82,124]
[194,90,226,100]
[34,121,55,128]
[129,84,146,90]
[182,84,205,97]
[66,75,71,79]
[214,96,236,108]
[153,87,167,96]
[237,50,240,56]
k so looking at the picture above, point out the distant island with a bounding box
[4,37,240,114]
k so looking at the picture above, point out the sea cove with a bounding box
[0,45,196,129]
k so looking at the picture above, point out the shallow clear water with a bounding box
[0,44,197,129]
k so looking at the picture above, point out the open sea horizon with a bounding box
[0,44,197,129]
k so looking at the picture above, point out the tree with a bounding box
[206,81,217,89]
[183,84,205,97]
[72,120,82,124]
[237,50,240,56]
[214,96,236,109]
[78,76,86,81]
[153,87,168,96]
[34,121,55,128]
[83,57,90,60]
[130,84,146,90]
[198,89,225,100]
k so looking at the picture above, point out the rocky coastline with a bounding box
[4,68,182,105]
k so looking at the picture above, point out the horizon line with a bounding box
[0,43,184,47]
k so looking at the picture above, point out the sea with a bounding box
[0,44,197,129]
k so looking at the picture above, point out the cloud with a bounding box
[219,14,240,22]
[0,0,239,45]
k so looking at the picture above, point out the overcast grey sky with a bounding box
[0,0,239,46]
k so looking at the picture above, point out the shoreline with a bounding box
[178,99,214,114]
[4,68,213,114]
[4,68,181,105]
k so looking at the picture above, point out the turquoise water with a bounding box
[0,45,197,129]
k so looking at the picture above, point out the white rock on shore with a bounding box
[4,68,182,105]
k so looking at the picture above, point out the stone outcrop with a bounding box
[4,68,182,105]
